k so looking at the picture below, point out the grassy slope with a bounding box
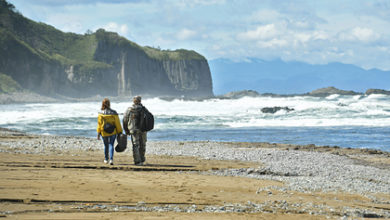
[94,28,206,61]
[0,73,22,93]
[0,0,207,95]
[144,47,205,61]
[0,1,205,65]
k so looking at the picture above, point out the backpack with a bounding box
[103,118,116,133]
[139,106,154,132]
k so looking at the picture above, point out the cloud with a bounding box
[257,39,288,48]
[312,31,329,41]
[176,28,197,40]
[237,24,278,41]
[16,0,148,6]
[339,27,380,42]
[102,22,129,36]
[365,0,390,20]
[248,9,282,23]
[192,0,226,5]
[351,27,380,42]
[174,0,226,8]
[236,22,328,49]
[46,13,85,33]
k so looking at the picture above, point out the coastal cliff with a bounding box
[0,0,213,98]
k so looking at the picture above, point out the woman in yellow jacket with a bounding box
[97,98,123,165]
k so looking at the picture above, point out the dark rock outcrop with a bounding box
[218,90,260,99]
[307,87,361,97]
[365,89,390,95]
[261,107,295,114]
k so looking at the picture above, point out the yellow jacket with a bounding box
[97,108,123,137]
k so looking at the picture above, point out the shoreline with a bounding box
[1,128,389,219]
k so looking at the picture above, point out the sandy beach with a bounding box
[0,128,389,219]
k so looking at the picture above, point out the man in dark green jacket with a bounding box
[123,96,147,166]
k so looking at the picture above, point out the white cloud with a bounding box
[294,33,311,43]
[290,20,312,29]
[45,13,85,33]
[351,27,379,42]
[174,0,226,8]
[237,23,328,50]
[237,24,278,41]
[339,27,380,43]
[312,31,329,40]
[154,36,175,47]
[176,28,197,40]
[192,0,226,5]
[249,9,282,23]
[257,38,288,48]
[102,22,129,36]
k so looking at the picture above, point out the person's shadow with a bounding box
[140,163,194,168]
[112,163,197,171]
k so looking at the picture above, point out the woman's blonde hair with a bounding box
[101,98,110,110]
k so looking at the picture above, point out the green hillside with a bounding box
[0,1,106,67]
[0,73,22,93]
[0,0,204,66]
[144,47,205,61]
[0,0,213,98]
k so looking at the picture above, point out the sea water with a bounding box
[0,94,389,151]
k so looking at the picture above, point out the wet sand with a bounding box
[0,128,389,219]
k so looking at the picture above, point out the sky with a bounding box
[6,0,390,71]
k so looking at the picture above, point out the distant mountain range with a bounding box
[209,58,390,95]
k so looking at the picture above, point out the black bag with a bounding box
[140,106,154,132]
[103,119,116,133]
[115,133,127,152]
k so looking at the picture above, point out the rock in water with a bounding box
[365,89,390,95]
[219,90,260,99]
[261,107,295,114]
[307,87,361,97]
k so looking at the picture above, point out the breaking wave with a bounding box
[1,94,389,151]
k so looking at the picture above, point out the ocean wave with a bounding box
[1,95,390,131]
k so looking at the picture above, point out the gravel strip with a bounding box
[146,141,390,195]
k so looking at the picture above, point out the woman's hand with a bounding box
[97,133,100,140]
